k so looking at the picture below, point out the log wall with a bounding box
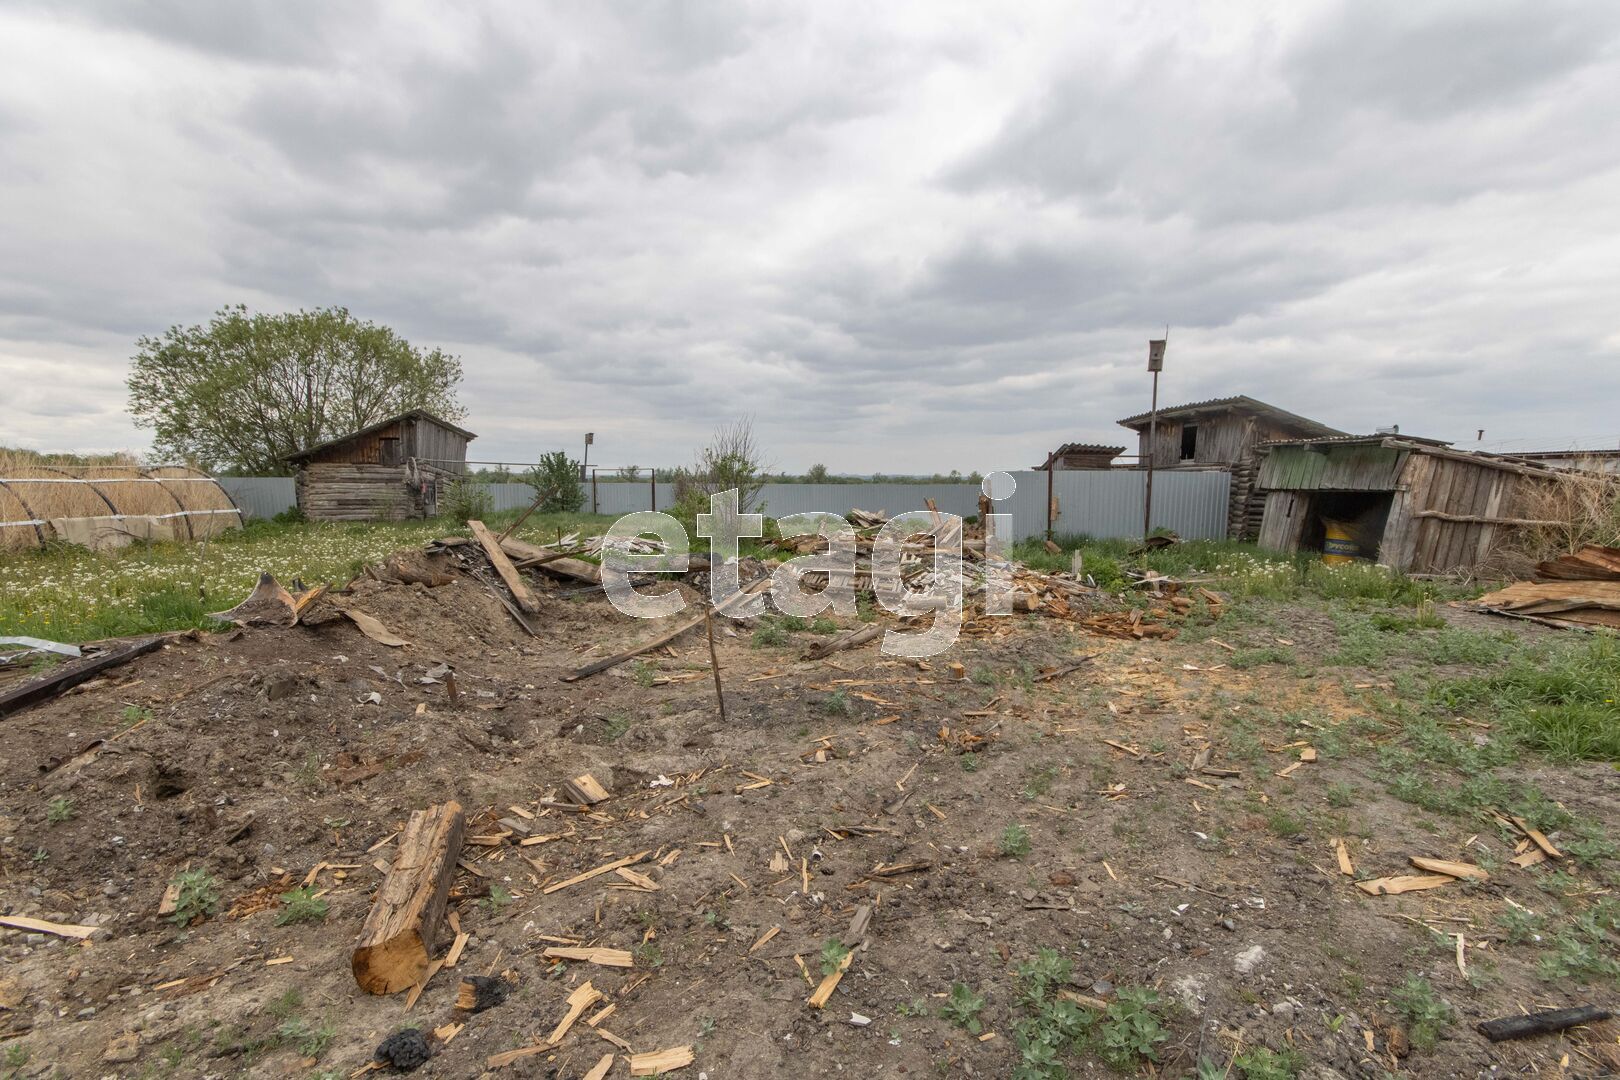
[297,464,422,522]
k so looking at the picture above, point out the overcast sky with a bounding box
[3,1,1618,473]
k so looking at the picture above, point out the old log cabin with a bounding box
[1255,434,1568,573]
[287,410,475,521]
[1117,396,1345,539]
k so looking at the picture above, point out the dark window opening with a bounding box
[1179,425,1198,461]
[1296,490,1395,561]
[379,437,402,466]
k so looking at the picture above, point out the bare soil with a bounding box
[1,564,1616,1078]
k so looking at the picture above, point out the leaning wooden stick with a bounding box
[705,605,727,723]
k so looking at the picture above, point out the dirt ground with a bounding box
[1,555,1616,1079]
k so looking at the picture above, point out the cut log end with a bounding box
[351,930,430,996]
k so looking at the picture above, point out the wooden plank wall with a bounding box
[404,418,471,471]
[1256,490,1308,551]
[1378,452,1527,573]
[298,464,422,522]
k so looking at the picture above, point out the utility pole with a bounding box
[581,432,593,481]
[1143,332,1167,539]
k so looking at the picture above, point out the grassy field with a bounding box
[0,511,616,643]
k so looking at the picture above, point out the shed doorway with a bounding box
[1297,491,1394,562]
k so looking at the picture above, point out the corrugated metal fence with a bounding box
[218,477,297,521]
[219,470,1231,542]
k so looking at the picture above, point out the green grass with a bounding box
[1436,633,1620,761]
[941,982,986,1034]
[0,510,617,643]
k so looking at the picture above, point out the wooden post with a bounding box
[352,801,465,994]
[704,605,726,723]
[1045,462,1054,541]
[650,467,657,512]
[591,469,599,515]
[1143,366,1158,539]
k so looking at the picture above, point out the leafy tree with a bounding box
[805,463,829,484]
[523,451,585,513]
[618,465,642,480]
[127,305,464,474]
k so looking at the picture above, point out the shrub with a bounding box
[523,450,586,514]
[439,477,492,521]
[275,886,329,926]
[1000,823,1032,857]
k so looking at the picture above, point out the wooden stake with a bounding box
[705,605,726,723]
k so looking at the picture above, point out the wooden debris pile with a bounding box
[1475,543,1620,629]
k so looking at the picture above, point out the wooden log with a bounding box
[562,773,611,805]
[801,622,882,662]
[352,801,466,994]
[0,634,170,719]
[468,520,540,614]
[1477,1005,1611,1042]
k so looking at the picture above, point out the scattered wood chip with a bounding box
[1511,816,1563,858]
[629,1046,694,1076]
[543,852,651,895]
[547,980,603,1046]
[542,946,634,969]
[1355,874,1454,896]
[0,914,99,940]
[1334,838,1355,876]
[749,926,781,954]
[564,773,611,806]
[581,1054,615,1080]
[1409,856,1489,881]
[808,950,853,1008]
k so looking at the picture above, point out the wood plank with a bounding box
[629,1046,695,1076]
[543,851,651,894]
[562,579,769,682]
[542,946,634,968]
[469,520,540,614]
[0,634,169,719]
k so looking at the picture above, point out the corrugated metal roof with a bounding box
[1116,395,1345,438]
[285,409,477,462]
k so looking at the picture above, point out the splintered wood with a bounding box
[543,852,652,895]
[629,1045,695,1075]
[351,801,466,994]
[542,946,634,968]
[547,980,603,1045]
[807,950,853,1008]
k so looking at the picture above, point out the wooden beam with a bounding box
[352,801,466,994]
[468,519,540,614]
[0,635,169,719]
[562,579,769,682]
[1411,511,1563,526]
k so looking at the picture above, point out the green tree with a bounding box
[805,463,829,484]
[524,451,586,513]
[127,305,464,474]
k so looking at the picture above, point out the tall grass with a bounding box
[1434,633,1620,761]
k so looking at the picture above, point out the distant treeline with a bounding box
[467,465,986,485]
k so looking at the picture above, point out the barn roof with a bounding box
[285,409,476,463]
[1034,443,1126,468]
[1260,434,1562,477]
[1117,395,1344,438]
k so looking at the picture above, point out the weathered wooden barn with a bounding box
[1255,435,1566,573]
[287,410,475,522]
[1033,443,1125,470]
[1117,396,1345,539]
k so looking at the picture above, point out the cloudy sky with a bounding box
[3,1,1619,473]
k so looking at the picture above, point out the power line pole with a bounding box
[1143,332,1167,539]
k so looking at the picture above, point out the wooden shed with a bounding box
[1118,396,1344,539]
[287,410,475,522]
[1255,435,1565,574]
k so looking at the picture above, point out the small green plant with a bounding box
[482,884,513,915]
[630,660,657,688]
[809,617,838,635]
[970,665,999,686]
[1000,823,1032,857]
[120,704,152,728]
[698,1016,717,1038]
[265,988,303,1020]
[30,848,47,865]
[1233,1045,1304,1080]
[941,982,986,1034]
[167,868,221,926]
[819,937,851,976]
[632,941,664,968]
[1264,807,1304,838]
[752,622,789,648]
[276,1015,337,1058]
[603,712,634,742]
[960,752,980,773]
[4,1043,30,1068]
[897,997,930,1017]
[1021,765,1058,800]
[1390,976,1452,1052]
[275,886,329,926]
[45,795,74,825]
[777,614,807,632]
[818,689,852,716]
[1324,782,1355,808]
[1097,988,1168,1070]
[1496,906,1544,944]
